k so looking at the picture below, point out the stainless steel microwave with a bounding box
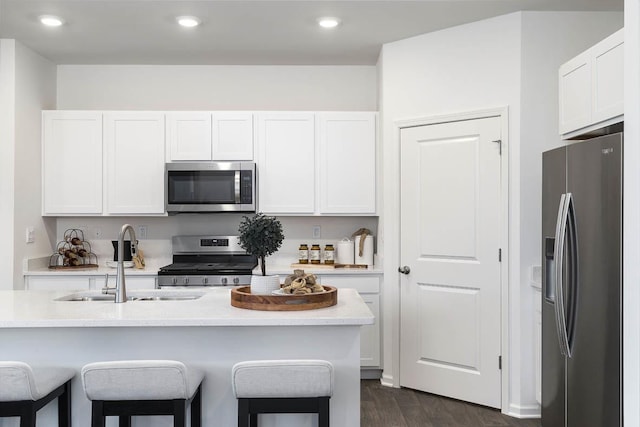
[165,162,256,214]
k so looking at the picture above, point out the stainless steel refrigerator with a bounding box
[541,132,622,427]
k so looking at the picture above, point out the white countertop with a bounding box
[0,288,374,328]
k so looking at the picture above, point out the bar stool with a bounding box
[0,361,74,427]
[81,360,203,427]
[232,360,333,427]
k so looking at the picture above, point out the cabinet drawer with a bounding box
[25,276,91,291]
[318,275,379,293]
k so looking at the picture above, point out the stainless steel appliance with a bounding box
[158,235,257,288]
[165,162,256,214]
[542,132,622,427]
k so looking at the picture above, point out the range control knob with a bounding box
[172,277,178,285]
[233,277,240,285]
[221,277,228,285]
[183,277,189,285]
[203,277,209,285]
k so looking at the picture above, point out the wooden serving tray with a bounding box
[230,286,337,311]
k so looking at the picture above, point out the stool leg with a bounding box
[19,402,36,427]
[318,397,330,427]
[173,399,186,427]
[238,398,250,427]
[191,385,202,427]
[119,416,132,427]
[91,401,106,427]
[58,381,71,427]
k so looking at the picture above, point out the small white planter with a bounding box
[250,275,280,295]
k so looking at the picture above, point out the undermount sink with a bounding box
[55,290,206,302]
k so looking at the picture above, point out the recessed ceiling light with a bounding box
[176,16,201,28]
[317,17,341,29]
[39,15,64,27]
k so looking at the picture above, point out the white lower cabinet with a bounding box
[317,274,381,368]
[534,287,542,405]
[25,275,157,291]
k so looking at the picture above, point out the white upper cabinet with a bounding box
[42,111,103,215]
[257,113,315,214]
[318,113,376,214]
[166,112,212,161]
[212,112,254,160]
[104,112,166,214]
[166,112,254,161]
[560,29,623,138]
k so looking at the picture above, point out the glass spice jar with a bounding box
[324,244,335,264]
[298,244,309,264]
[310,244,321,264]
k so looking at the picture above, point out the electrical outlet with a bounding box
[25,226,35,243]
[137,225,148,239]
[312,225,321,239]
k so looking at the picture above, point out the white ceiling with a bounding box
[0,0,623,65]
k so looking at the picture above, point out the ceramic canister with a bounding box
[336,238,355,264]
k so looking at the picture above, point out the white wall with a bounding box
[379,10,623,417]
[0,40,57,289]
[518,10,622,413]
[12,41,57,288]
[0,40,16,289]
[56,65,377,111]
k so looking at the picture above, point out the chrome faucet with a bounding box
[103,224,137,303]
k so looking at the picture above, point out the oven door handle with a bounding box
[234,171,241,203]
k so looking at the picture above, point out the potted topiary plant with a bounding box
[238,213,284,294]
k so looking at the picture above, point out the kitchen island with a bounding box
[0,288,373,427]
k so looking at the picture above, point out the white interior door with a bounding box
[399,116,502,408]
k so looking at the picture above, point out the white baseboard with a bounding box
[380,373,396,388]
[506,403,541,419]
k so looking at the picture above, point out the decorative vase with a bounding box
[250,274,281,295]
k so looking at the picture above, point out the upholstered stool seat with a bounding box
[82,360,203,427]
[232,360,333,427]
[0,361,74,427]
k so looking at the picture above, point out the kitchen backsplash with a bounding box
[54,215,378,265]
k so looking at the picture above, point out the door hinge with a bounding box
[498,248,502,262]
[493,139,502,155]
[499,355,502,370]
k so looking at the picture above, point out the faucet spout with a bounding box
[115,224,137,303]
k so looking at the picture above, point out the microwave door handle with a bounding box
[234,171,241,203]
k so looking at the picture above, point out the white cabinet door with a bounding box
[559,52,592,135]
[318,113,376,214]
[257,113,315,214]
[93,275,157,290]
[359,293,381,367]
[213,112,254,160]
[592,29,624,124]
[25,276,91,291]
[104,112,166,214]
[166,112,212,161]
[317,274,381,367]
[42,111,103,215]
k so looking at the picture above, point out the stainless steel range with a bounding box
[158,236,257,288]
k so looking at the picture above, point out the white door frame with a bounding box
[381,106,510,412]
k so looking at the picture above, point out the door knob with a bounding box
[398,266,411,275]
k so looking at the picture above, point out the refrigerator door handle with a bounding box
[553,192,573,357]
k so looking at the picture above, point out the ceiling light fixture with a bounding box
[317,17,341,29]
[39,15,64,27]
[176,16,201,28]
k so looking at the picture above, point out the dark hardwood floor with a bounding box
[361,380,542,427]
